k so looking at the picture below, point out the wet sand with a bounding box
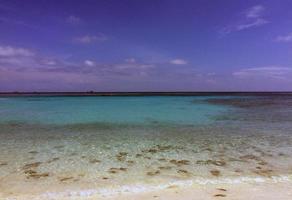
[1,182,292,200]
[107,183,292,200]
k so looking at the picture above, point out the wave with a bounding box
[40,175,292,199]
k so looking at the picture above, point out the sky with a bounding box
[1,0,292,92]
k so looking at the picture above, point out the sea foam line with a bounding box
[37,175,292,199]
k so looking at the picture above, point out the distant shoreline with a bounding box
[1,91,292,97]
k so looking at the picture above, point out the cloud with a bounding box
[0,47,192,81]
[169,59,188,65]
[66,15,81,25]
[73,34,108,44]
[245,5,265,19]
[84,60,95,66]
[221,5,268,34]
[236,18,268,31]
[0,17,40,30]
[233,66,292,80]
[125,58,136,63]
[0,46,155,78]
[276,33,292,42]
[114,63,154,70]
[1,46,214,91]
[43,60,57,66]
[0,46,34,57]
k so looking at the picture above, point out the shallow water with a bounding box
[0,95,292,198]
[0,96,225,125]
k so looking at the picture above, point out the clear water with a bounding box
[1,95,292,199]
[0,96,225,125]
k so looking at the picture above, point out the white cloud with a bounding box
[66,15,81,25]
[0,46,156,78]
[115,63,154,70]
[276,33,292,42]
[45,60,57,66]
[0,45,215,93]
[84,60,95,66]
[0,46,34,57]
[73,34,108,44]
[233,66,292,80]
[170,59,188,65]
[236,18,268,31]
[221,5,268,34]
[245,5,265,18]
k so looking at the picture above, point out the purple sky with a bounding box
[1,0,292,92]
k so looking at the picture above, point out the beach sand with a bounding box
[107,182,292,200]
[1,182,292,200]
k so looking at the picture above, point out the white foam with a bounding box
[39,175,292,199]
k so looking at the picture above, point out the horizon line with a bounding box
[1,91,292,97]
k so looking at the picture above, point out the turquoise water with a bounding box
[1,95,292,199]
[0,96,226,125]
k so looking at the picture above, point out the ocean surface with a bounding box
[1,95,292,199]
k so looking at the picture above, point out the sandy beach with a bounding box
[2,182,292,200]
[105,182,292,200]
